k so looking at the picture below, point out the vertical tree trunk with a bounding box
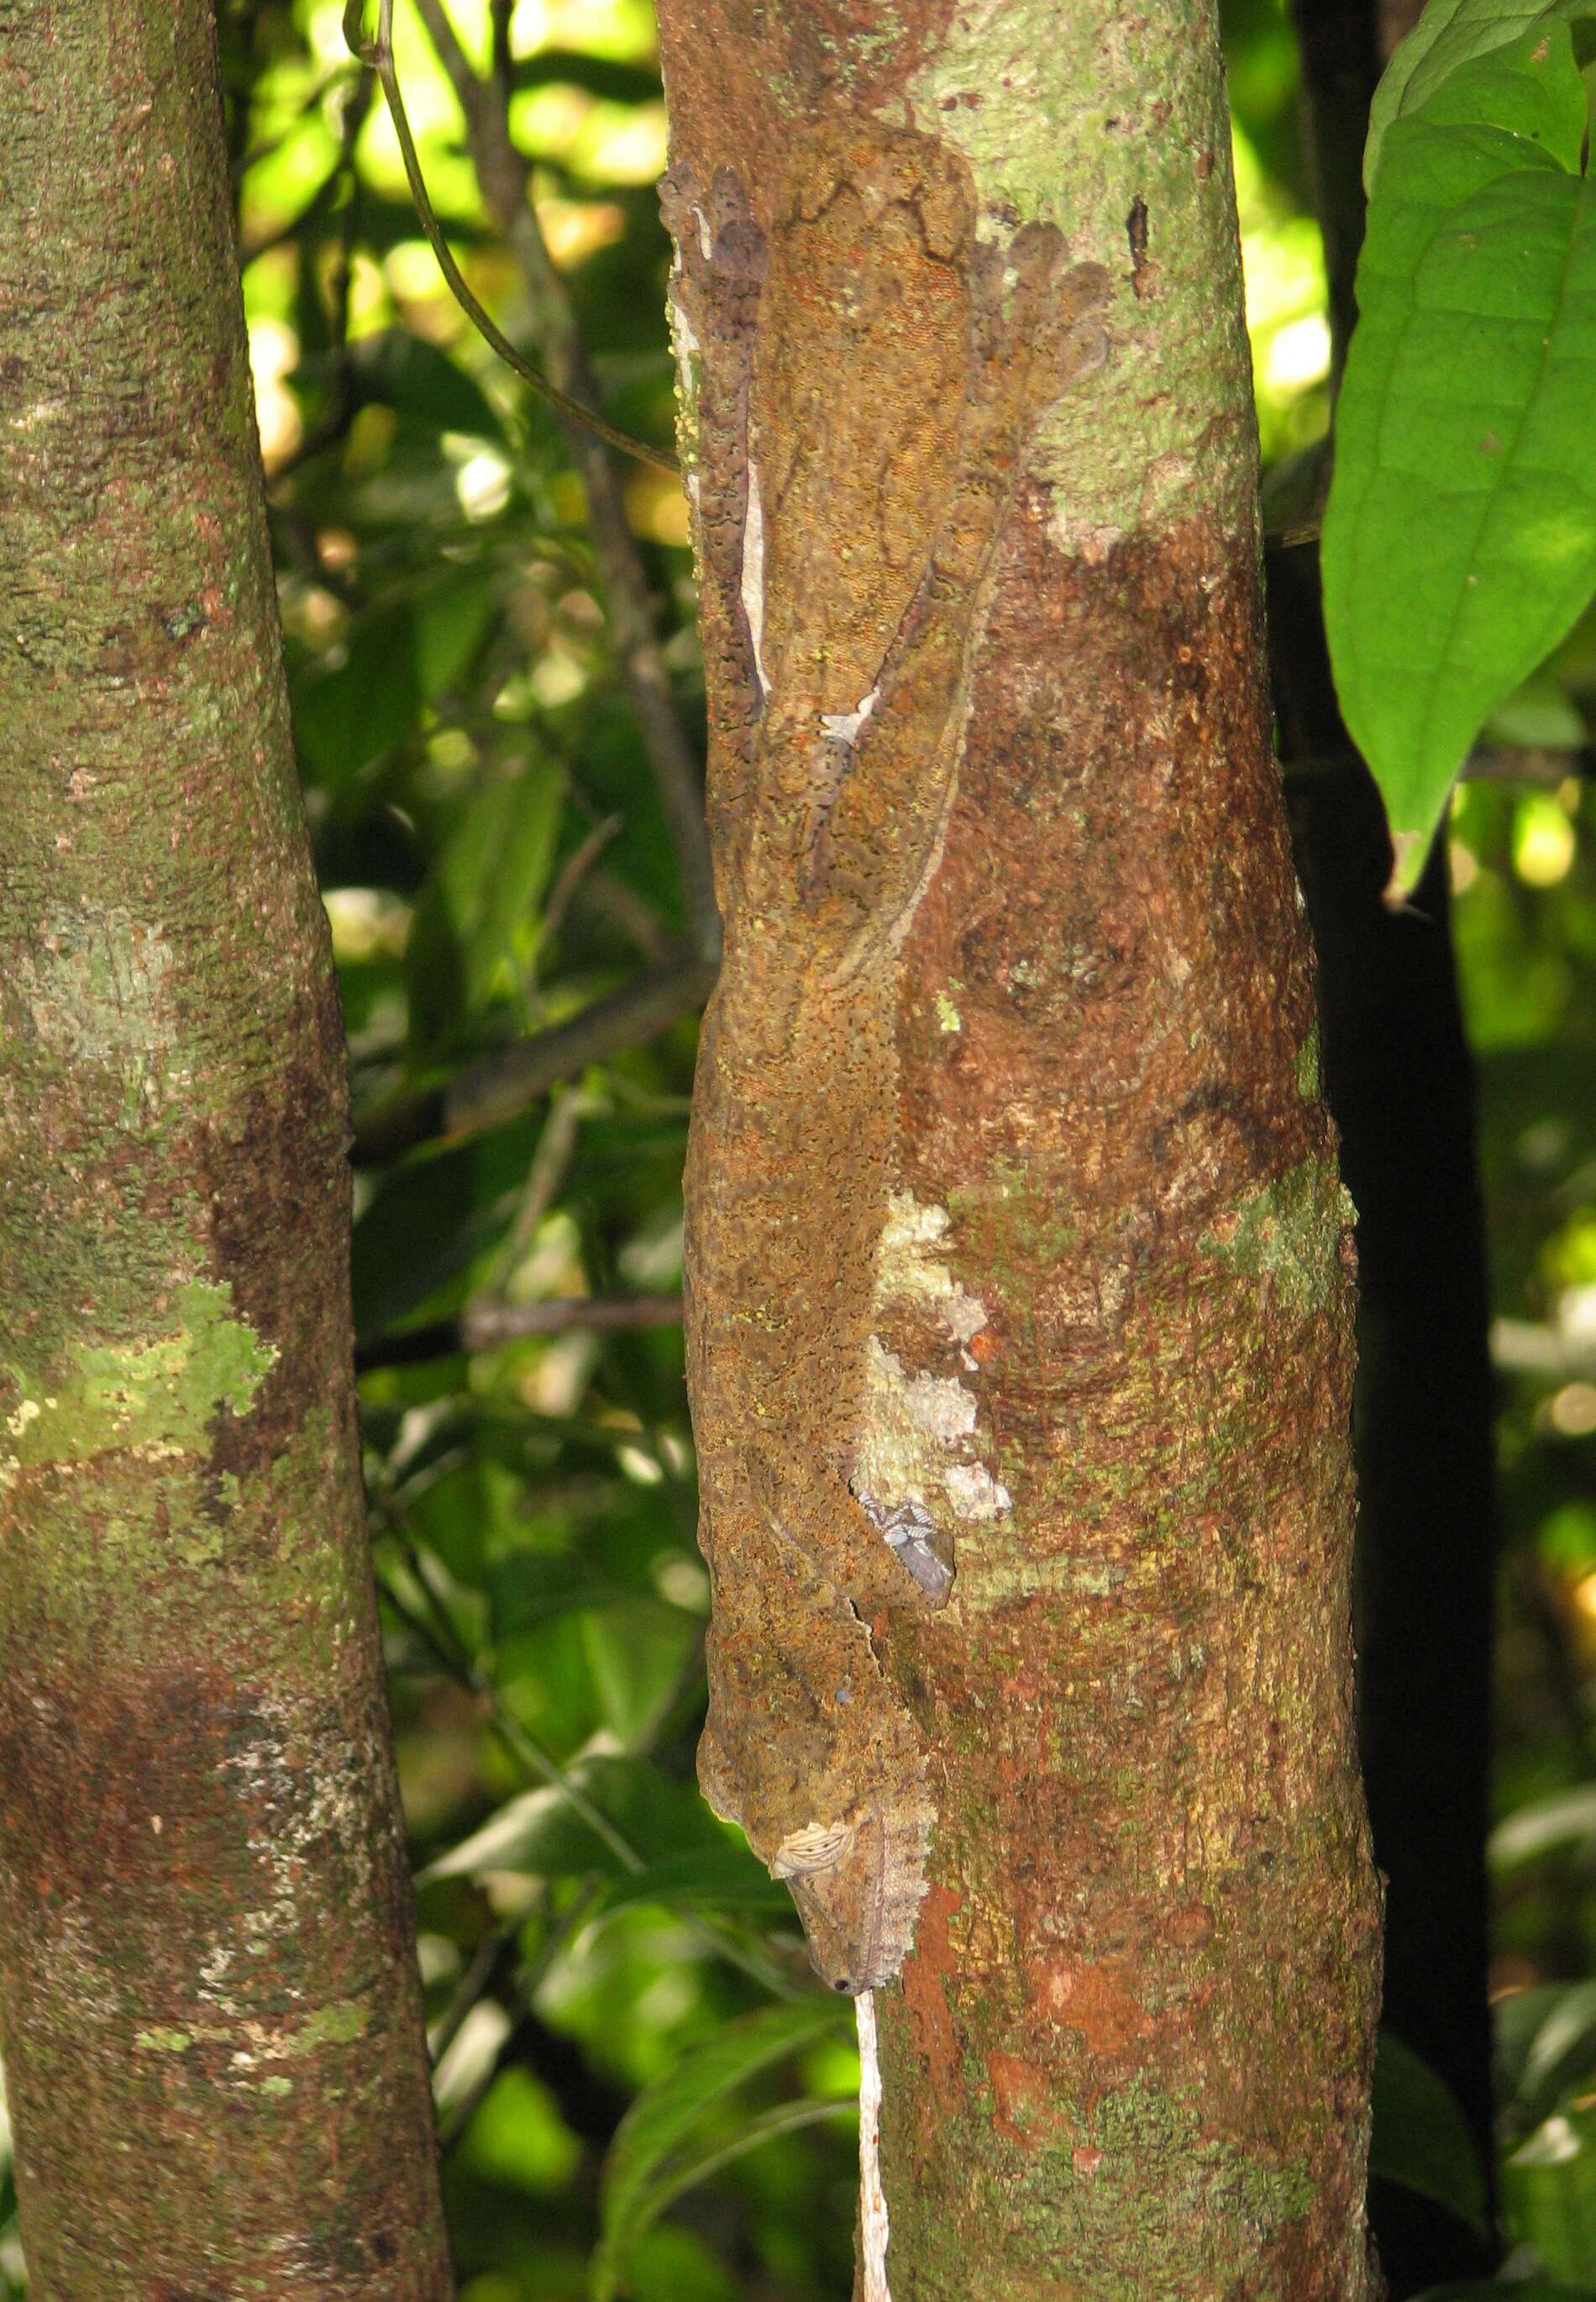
[1279,4,1500,2281]
[0,4,453,2294]
[659,2,1381,2294]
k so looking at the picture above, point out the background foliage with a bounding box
[5,0,1596,2293]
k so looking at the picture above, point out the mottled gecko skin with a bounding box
[665,124,1109,1992]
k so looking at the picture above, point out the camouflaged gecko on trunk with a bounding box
[664,124,1109,1993]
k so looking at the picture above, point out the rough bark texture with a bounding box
[0,4,452,2294]
[658,2,1381,2295]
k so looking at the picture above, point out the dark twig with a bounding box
[407,0,721,963]
[343,0,678,477]
[357,1291,683,1371]
[350,953,717,1163]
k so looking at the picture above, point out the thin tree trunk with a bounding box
[658,2,1381,2294]
[1279,7,1500,2283]
[0,4,452,2294]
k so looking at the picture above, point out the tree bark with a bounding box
[0,4,453,2294]
[657,2,1381,2295]
[1278,6,1500,2283]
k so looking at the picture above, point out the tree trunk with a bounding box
[0,4,452,2294]
[1278,6,1500,2283]
[657,2,1381,2295]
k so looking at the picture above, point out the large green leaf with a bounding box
[423,1753,727,1884]
[1506,2103,1596,2280]
[1499,1981,1596,2134]
[405,759,566,1054]
[291,573,500,789]
[591,2001,851,2301]
[345,327,508,441]
[1365,0,1596,190]
[1323,24,1596,895]
[1490,1781,1596,1869]
[1413,2284,1594,2298]
[588,1847,795,1921]
[1369,2031,1492,2239]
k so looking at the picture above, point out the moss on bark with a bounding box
[0,3,453,2292]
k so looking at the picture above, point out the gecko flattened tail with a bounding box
[785,1784,936,1995]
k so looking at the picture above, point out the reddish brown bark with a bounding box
[658,0,1380,2293]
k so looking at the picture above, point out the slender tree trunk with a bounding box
[0,4,452,2294]
[1277,8,1500,2284]
[658,2,1381,2294]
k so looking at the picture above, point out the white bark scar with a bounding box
[820,686,879,747]
[741,457,768,696]
[858,1989,892,2302]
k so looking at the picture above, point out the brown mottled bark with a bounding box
[0,3,452,2294]
[659,1,1381,2294]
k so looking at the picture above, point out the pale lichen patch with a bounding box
[0,1277,276,1485]
[8,905,179,1127]
[857,1192,1013,1547]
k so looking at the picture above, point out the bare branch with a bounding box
[356,1292,683,1370]
[407,0,722,963]
[350,954,717,1164]
[344,0,679,475]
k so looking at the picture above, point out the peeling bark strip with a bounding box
[659,2,1380,2295]
[0,6,452,2296]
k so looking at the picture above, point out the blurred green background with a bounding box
[6,0,1596,2293]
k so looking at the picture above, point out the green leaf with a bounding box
[292,574,499,789]
[1365,0,1596,190]
[591,2002,851,2301]
[406,760,566,1053]
[423,1753,726,1884]
[1498,1980,1596,2132]
[345,327,507,440]
[1491,1782,1596,1868]
[1323,27,1596,894]
[587,1846,795,1921]
[509,48,662,104]
[1369,2031,1492,2238]
[1412,2284,1595,2299]
[1506,2102,1596,2280]
[351,1118,539,1339]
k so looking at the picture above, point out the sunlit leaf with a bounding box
[1323,24,1596,894]
[591,2002,851,2301]
[1369,2032,1492,2238]
[1364,0,1596,190]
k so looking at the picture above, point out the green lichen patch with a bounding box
[1198,1157,1354,1318]
[1,1277,276,1484]
[995,2075,1315,2294]
[134,2026,194,2055]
